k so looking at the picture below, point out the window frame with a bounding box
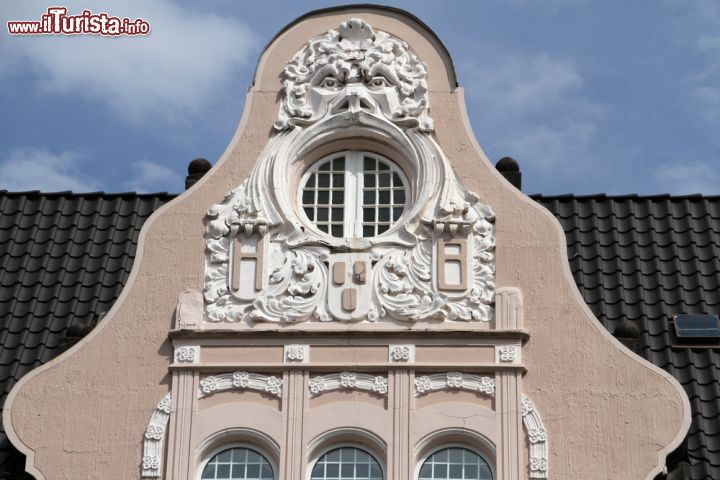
[298,150,409,239]
[197,443,277,480]
[307,443,386,480]
[415,444,495,480]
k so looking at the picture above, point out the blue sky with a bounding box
[2,0,719,195]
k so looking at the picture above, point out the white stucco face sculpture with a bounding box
[274,18,433,132]
[204,18,496,324]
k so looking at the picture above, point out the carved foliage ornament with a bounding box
[204,18,495,324]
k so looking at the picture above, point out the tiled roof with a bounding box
[0,191,173,479]
[0,190,718,479]
[533,193,720,480]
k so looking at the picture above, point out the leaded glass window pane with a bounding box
[418,447,492,480]
[311,447,383,480]
[201,447,274,480]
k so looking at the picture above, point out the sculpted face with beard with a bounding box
[275,18,433,132]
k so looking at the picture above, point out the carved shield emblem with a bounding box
[327,252,372,321]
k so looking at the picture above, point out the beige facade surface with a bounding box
[4,6,689,480]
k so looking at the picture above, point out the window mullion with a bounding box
[343,153,353,239]
[354,152,365,238]
[346,152,361,238]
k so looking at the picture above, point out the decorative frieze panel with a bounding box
[414,372,496,397]
[203,17,495,325]
[197,372,283,399]
[308,372,389,397]
[141,393,171,478]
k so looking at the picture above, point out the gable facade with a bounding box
[2,7,690,480]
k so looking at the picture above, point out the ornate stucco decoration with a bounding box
[274,18,433,132]
[389,344,415,362]
[198,372,283,399]
[204,18,495,324]
[284,344,309,363]
[522,395,549,479]
[174,346,199,363]
[308,372,389,397]
[414,372,496,397]
[141,393,171,478]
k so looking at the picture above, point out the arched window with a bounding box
[300,151,407,238]
[200,446,274,479]
[418,447,492,480]
[310,446,383,480]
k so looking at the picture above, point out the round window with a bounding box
[300,151,407,238]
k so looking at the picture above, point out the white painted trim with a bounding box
[308,372,389,397]
[197,372,283,399]
[141,392,172,478]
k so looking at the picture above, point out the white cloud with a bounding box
[126,160,184,193]
[654,161,720,194]
[463,53,583,118]
[460,50,601,186]
[0,1,258,124]
[688,35,720,128]
[0,147,100,192]
[494,123,597,170]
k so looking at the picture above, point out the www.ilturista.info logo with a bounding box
[7,7,150,36]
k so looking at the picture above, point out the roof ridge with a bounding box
[0,190,177,198]
[531,193,720,200]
